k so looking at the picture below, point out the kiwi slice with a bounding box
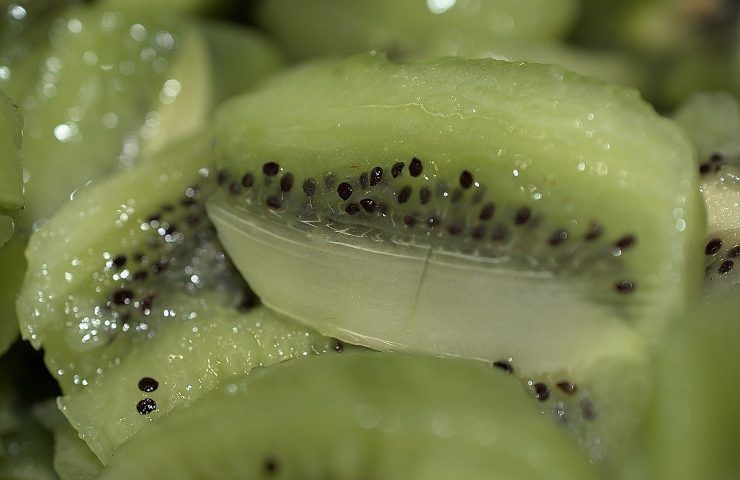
[647,298,740,480]
[17,132,338,462]
[207,54,703,375]
[672,92,740,295]
[4,3,282,231]
[256,0,579,60]
[0,238,27,356]
[98,352,599,480]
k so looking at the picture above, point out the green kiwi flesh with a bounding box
[256,0,578,61]
[99,352,600,480]
[16,132,338,463]
[207,54,704,375]
[672,92,740,295]
[4,3,282,231]
[647,298,740,480]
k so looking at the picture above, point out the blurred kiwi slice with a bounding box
[207,53,704,376]
[648,297,740,480]
[672,92,740,296]
[98,352,600,480]
[256,0,579,60]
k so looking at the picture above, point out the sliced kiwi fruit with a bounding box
[647,298,740,480]
[98,352,600,480]
[207,53,704,375]
[0,238,27,356]
[256,0,579,60]
[17,132,339,462]
[4,2,282,231]
[672,92,740,295]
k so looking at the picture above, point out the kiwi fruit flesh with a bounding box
[16,132,339,462]
[98,352,600,480]
[672,92,740,295]
[256,0,579,60]
[647,298,740,480]
[4,3,283,231]
[0,90,22,220]
[207,53,703,375]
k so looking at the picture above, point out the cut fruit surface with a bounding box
[99,352,600,480]
[208,54,704,375]
[17,132,338,462]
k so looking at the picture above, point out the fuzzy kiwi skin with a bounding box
[98,352,600,480]
[209,53,704,374]
[256,0,578,60]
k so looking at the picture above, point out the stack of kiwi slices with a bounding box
[1,0,738,479]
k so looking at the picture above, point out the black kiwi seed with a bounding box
[266,195,282,209]
[111,255,126,270]
[730,245,740,258]
[459,170,474,189]
[345,203,360,215]
[718,260,734,274]
[262,162,280,176]
[138,377,159,393]
[397,186,412,204]
[447,224,462,235]
[217,170,230,185]
[370,166,383,186]
[556,381,577,395]
[419,187,431,205]
[492,360,513,374]
[615,280,635,294]
[136,398,157,415]
[514,207,531,225]
[337,182,353,201]
[584,223,603,241]
[705,238,723,255]
[112,289,134,305]
[241,172,254,188]
[391,161,405,177]
[615,235,636,250]
[360,198,376,213]
[548,230,568,246]
[709,152,723,163]
[409,157,423,177]
[302,178,317,196]
[479,202,495,220]
[403,215,416,227]
[263,457,279,475]
[280,173,294,193]
[333,339,344,352]
[427,216,439,228]
[533,382,550,401]
[359,172,369,189]
[699,163,711,175]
